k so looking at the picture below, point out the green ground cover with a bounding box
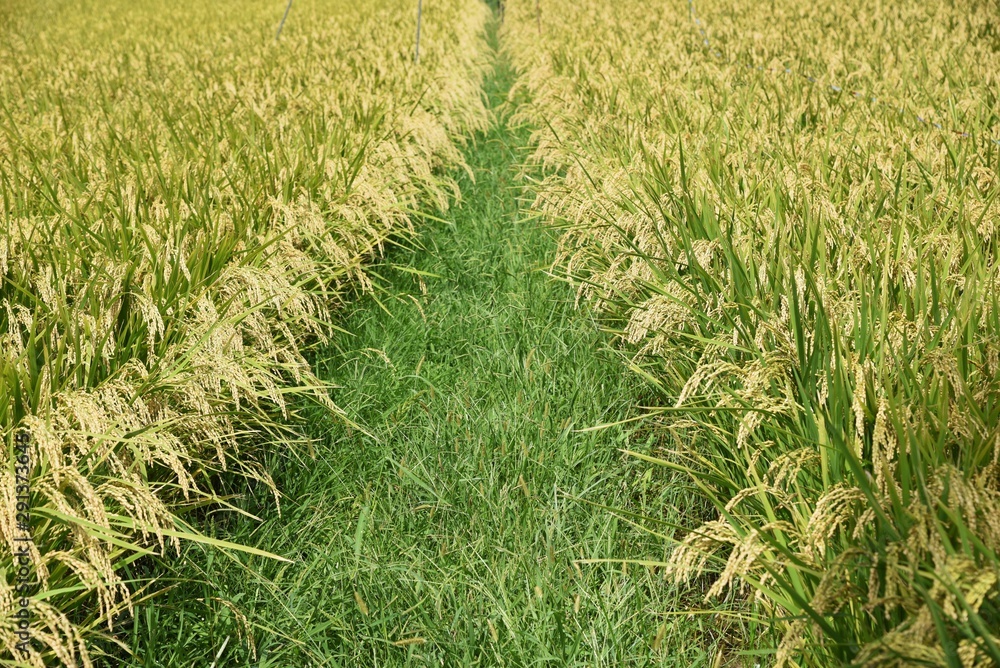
[122,18,745,668]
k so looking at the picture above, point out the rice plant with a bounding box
[504,0,1000,664]
[0,0,488,663]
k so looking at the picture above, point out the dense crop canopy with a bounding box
[0,0,488,663]
[505,0,1000,664]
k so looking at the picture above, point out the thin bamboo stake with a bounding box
[275,0,293,40]
[414,0,423,63]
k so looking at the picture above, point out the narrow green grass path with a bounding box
[128,19,728,668]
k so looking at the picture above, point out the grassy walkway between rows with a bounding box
[129,19,728,668]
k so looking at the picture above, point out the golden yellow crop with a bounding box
[0,0,487,664]
[506,0,1000,664]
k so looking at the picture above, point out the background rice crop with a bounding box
[504,0,1000,664]
[0,0,488,664]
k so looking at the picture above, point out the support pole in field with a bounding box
[414,0,423,63]
[536,0,541,34]
[275,0,293,40]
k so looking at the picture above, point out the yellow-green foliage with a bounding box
[506,0,1000,664]
[0,0,487,663]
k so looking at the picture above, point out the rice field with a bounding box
[0,0,486,663]
[3,0,1000,665]
[505,0,1000,664]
